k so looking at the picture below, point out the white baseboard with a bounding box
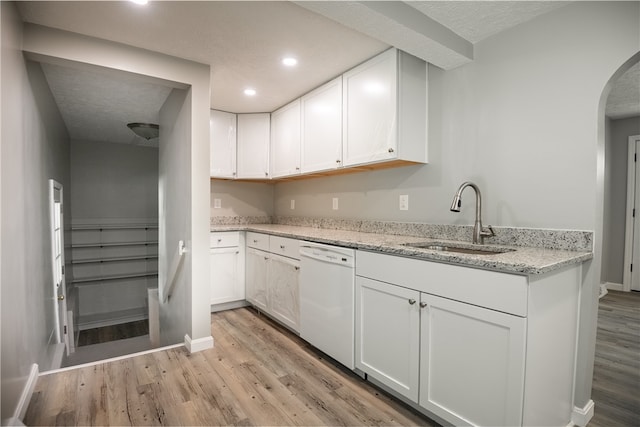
[12,364,39,422]
[572,399,595,426]
[184,334,214,353]
[603,281,623,292]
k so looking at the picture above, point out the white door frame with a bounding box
[49,179,70,363]
[623,135,640,292]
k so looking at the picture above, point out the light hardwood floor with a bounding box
[25,291,640,426]
[25,307,433,426]
[588,290,640,427]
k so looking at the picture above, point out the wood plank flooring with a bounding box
[25,308,433,426]
[25,290,640,426]
[588,290,640,427]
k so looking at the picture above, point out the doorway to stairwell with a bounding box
[36,60,169,368]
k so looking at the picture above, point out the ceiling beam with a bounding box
[294,1,473,69]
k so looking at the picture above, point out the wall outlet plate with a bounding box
[290,199,295,210]
[332,197,339,210]
[214,198,222,209]
[399,195,409,211]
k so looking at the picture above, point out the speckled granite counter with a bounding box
[210,223,593,275]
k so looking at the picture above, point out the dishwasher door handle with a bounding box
[300,249,353,266]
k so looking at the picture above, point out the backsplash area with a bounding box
[210,215,593,252]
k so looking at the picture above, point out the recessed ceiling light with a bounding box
[130,0,149,4]
[282,57,298,67]
[244,88,257,96]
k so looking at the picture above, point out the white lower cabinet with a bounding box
[356,275,525,426]
[355,277,420,401]
[245,247,268,312]
[267,253,300,331]
[245,233,300,332]
[210,232,245,307]
[419,293,526,427]
[355,250,580,427]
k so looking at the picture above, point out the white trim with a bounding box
[51,343,65,370]
[602,281,623,292]
[184,334,214,353]
[623,136,640,292]
[40,343,183,375]
[12,363,39,422]
[571,399,595,426]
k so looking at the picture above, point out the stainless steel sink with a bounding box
[403,242,514,255]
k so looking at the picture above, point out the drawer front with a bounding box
[210,231,240,248]
[246,232,270,251]
[356,251,528,317]
[269,236,300,260]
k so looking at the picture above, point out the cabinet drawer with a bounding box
[269,236,300,260]
[246,232,269,251]
[356,251,528,317]
[210,231,240,248]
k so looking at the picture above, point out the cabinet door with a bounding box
[301,76,343,173]
[270,100,301,178]
[420,293,526,427]
[210,247,244,305]
[355,276,420,402]
[343,48,397,167]
[237,113,270,179]
[245,247,268,311]
[268,253,300,332]
[210,110,237,178]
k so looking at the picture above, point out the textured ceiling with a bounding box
[17,1,638,147]
[407,1,570,43]
[606,62,640,120]
[40,62,172,146]
[18,1,388,114]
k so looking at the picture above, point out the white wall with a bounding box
[210,180,274,219]
[273,1,640,414]
[1,3,71,420]
[70,139,158,223]
[602,116,640,284]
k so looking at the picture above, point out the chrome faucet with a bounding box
[450,181,495,245]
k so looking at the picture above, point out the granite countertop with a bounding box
[210,224,593,275]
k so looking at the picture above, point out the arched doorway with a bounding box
[601,59,640,293]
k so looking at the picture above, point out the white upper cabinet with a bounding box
[342,48,427,167]
[301,76,343,174]
[210,110,237,179]
[237,113,270,179]
[270,100,301,178]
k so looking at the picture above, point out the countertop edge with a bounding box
[211,224,594,276]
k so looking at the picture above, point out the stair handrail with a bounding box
[163,240,186,303]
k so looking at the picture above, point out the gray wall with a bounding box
[1,2,71,420]
[70,139,158,223]
[602,116,640,284]
[275,3,638,232]
[210,180,274,219]
[158,88,192,345]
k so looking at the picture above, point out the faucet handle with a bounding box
[481,225,495,238]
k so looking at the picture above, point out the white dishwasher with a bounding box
[299,241,355,369]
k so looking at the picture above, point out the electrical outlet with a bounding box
[399,195,409,211]
[332,197,339,210]
[214,198,222,209]
[290,199,295,210]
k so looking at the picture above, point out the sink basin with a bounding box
[403,242,514,255]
